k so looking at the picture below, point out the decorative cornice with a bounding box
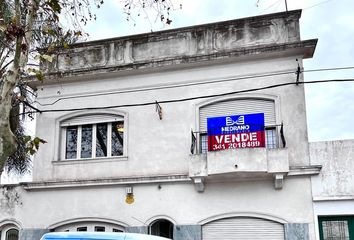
[21,174,191,191]
[28,9,318,87]
[288,165,322,176]
[62,10,303,49]
[313,196,354,201]
[36,40,317,85]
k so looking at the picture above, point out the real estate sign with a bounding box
[207,113,265,151]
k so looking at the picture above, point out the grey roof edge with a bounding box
[30,39,317,87]
[58,9,302,49]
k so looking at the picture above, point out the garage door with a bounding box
[202,217,285,240]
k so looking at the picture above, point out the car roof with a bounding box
[41,232,171,240]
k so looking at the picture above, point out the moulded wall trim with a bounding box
[22,175,192,190]
[46,217,129,230]
[0,219,23,229]
[313,196,354,202]
[197,211,288,225]
[144,215,177,226]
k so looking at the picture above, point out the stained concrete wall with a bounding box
[310,140,354,200]
[310,140,354,240]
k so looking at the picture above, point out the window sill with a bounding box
[53,156,128,165]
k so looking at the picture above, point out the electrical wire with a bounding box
[35,65,354,106]
[23,78,354,114]
[258,0,283,14]
[304,66,354,73]
[35,69,297,106]
[303,0,334,10]
[254,0,334,18]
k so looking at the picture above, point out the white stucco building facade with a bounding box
[1,9,353,240]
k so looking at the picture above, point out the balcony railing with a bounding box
[190,124,286,154]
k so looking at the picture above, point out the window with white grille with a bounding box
[60,114,126,160]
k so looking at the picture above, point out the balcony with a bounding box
[190,147,289,175]
[189,126,289,192]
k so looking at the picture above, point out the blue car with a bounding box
[40,232,171,240]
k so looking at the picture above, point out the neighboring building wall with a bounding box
[310,140,354,240]
[310,140,354,200]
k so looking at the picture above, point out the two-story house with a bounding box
[3,9,349,240]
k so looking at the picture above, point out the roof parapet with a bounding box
[41,10,316,81]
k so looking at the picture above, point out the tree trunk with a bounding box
[0,69,18,179]
[0,0,38,179]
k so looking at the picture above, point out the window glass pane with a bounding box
[77,227,87,232]
[6,229,19,240]
[96,123,108,157]
[81,125,93,158]
[94,226,105,232]
[113,229,123,232]
[322,220,350,240]
[66,126,78,159]
[200,133,208,154]
[265,128,277,149]
[112,121,124,156]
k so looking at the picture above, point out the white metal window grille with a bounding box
[322,221,349,239]
[62,116,124,160]
[200,133,208,154]
[319,216,354,240]
[265,127,278,149]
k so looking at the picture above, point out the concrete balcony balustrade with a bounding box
[189,147,290,192]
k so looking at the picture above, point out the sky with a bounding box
[2,0,354,183]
